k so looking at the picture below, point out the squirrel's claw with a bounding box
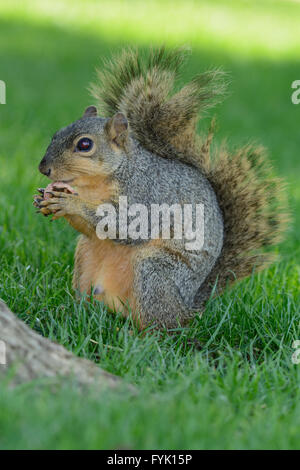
[33,195,51,216]
[33,198,41,208]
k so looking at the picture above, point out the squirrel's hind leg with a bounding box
[133,243,209,329]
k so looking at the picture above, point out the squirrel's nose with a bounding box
[39,165,51,177]
[39,159,52,177]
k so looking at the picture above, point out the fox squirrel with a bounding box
[34,47,288,329]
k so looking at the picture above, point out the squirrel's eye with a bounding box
[76,137,93,152]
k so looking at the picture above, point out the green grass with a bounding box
[0,0,300,450]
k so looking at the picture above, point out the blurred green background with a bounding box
[0,0,300,450]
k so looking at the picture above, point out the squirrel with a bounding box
[34,47,288,330]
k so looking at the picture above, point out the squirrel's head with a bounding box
[38,106,129,186]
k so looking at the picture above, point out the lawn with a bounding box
[0,0,300,450]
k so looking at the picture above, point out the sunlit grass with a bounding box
[1,0,300,59]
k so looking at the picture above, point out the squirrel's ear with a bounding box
[83,105,98,118]
[106,113,129,148]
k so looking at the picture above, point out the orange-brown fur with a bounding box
[65,174,118,236]
[73,174,117,203]
[73,236,140,321]
[66,173,142,321]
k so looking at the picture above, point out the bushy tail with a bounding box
[90,46,227,163]
[195,140,289,304]
[91,47,289,296]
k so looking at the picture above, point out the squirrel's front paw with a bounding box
[33,189,51,216]
[39,190,80,220]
